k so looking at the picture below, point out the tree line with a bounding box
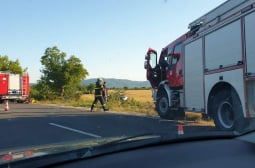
[1,46,88,100]
[0,55,26,74]
[1,46,150,101]
[32,46,89,100]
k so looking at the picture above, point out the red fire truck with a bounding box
[0,72,30,103]
[144,0,255,130]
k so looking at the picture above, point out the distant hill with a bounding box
[82,78,150,88]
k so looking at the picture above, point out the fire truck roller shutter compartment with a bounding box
[245,11,255,117]
[205,20,242,71]
[184,38,204,112]
[204,18,245,118]
[8,74,21,95]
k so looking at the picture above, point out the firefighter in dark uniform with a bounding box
[90,78,109,112]
[102,81,108,102]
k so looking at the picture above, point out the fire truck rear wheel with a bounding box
[212,90,243,131]
[156,91,174,120]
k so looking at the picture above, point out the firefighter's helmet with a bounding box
[97,78,103,82]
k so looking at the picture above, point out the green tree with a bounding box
[77,85,88,94]
[63,55,88,97]
[87,83,96,94]
[34,80,57,100]
[40,46,66,96]
[39,46,89,99]
[0,55,24,74]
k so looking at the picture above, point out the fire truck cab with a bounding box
[145,35,186,120]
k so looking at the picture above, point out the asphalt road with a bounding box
[0,103,214,152]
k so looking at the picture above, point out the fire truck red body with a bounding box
[0,72,30,103]
[144,0,255,130]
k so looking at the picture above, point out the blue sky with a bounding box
[0,0,226,83]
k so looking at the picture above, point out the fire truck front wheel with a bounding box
[212,89,243,131]
[156,91,174,120]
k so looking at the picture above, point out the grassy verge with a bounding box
[38,89,214,125]
[78,90,157,116]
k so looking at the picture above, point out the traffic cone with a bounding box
[178,122,184,135]
[4,101,9,111]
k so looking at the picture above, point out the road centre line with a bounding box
[49,123,101,138]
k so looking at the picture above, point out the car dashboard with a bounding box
[51,132,255,168]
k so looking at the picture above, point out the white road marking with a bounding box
[49,123,101,138]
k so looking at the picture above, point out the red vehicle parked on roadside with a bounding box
[0,72,30,103]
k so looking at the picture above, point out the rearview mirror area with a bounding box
[145,54,149,60]
[144,61,148,69]
[170,52,181,57]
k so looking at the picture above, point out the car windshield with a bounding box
[1,0,255,166]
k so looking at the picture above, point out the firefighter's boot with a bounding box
[103,106,109,112]
[90,105,94,112]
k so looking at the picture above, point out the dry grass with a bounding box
[79,89,153,105]
[123,90,153,103]
[79,89,156,115]
[185,112,215,126]
[80,94,94,102]
[41,90,213,125]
